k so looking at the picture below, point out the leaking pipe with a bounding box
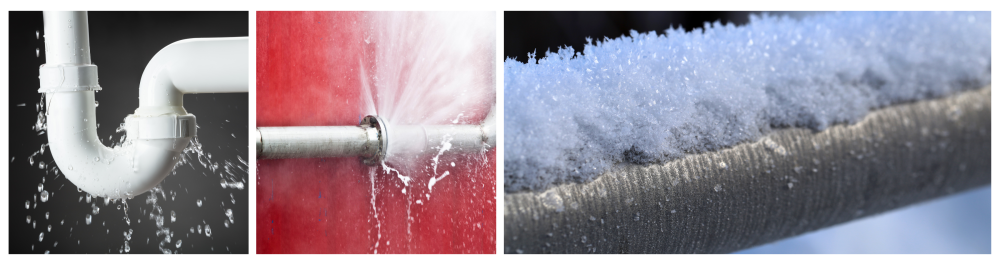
[257,105,496,164]
[504,86,991,254]
[40,11,248,199]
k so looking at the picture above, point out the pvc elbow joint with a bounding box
[40,65,194,199]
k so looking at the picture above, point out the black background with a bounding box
[8,11,249,254]
[505,11,775,63]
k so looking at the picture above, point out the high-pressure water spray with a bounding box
[40,11,248,199]
[256,106,496,164]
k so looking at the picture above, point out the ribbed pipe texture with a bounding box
[504,86,991,254]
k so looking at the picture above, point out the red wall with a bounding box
[256,11,496,254]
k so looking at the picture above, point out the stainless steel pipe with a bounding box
[256,126,380,159]
[257,106,496,164]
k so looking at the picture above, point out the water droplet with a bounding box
[36,30,39,39]
[204,224,212,237]
[713,184,723,192]
[94,157,100,162]
[26,215,31,224]
[175,239,183,248]
[39,232,44,242]
[45,212,49,219]
[85,214,92,225]
[38,183,43,192]
[124,241,130,253]
[47,225,51,232]
[36,48,39,57]
[40,190,49,202]
[25,200,30,209]
[196,199,203,207]
[94,101,99,107]
[718,161,727,169]
[671,209,677,214]
[581,235,588,243]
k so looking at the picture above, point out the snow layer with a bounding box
[504,12,990,192]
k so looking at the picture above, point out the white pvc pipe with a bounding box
[42,11,91,65]
[135,37,249,116]
[41,11,247,199]
[46,92,190,199]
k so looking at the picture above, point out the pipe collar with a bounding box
[38,64,101,93]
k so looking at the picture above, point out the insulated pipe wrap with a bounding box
[504,86,991,254]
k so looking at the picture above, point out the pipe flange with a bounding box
[359,115,387,166]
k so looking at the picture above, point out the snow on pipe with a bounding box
[504,86,990,254]
[40,11,248,199]
[256,105,496,164]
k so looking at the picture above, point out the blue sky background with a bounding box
[736,185,991,254]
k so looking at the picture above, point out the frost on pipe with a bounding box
[504,86,990,254]
[503,12,991,192]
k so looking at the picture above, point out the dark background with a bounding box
[505,11,807,63]
[8,11,249,254]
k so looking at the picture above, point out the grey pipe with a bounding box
[504,86,991,254]
[256,126,380,159]
[257,106,496,163]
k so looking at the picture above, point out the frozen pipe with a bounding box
[504,86,990,254]
[39,11,248,199]
[257,105,496,164]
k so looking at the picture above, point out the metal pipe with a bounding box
[257,126,380,159]
[504,86,991,254]
[257,106,496,163]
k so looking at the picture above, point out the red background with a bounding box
[256,11,496,254]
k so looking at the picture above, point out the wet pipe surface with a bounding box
[256,12,496,253]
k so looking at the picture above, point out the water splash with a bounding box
[17,91,247,253]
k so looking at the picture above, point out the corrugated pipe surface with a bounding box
[504,86,991,254]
